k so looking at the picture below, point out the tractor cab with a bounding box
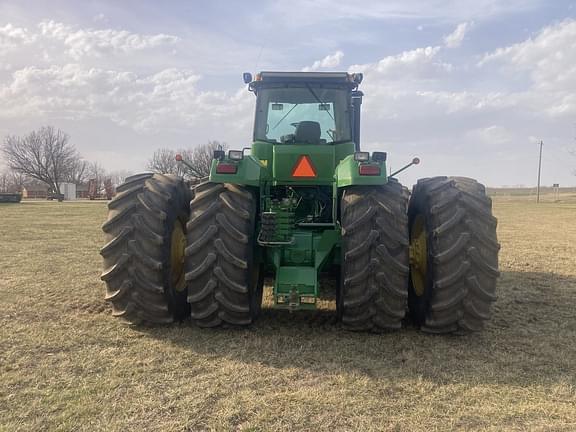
[215,72,372,187]
[247,71,363,149]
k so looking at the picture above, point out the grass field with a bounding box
[1,193,576,431]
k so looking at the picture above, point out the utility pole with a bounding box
[537,140,543,203]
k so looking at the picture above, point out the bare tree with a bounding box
[1,126,80,194]
[87,161,106,182]
[187,141,228,178]
[147,141,228,180]
[64,158,89,184]
[108,169,133,187]
[0,166,33,192]
[147,148,185,177]
[86,161,108,192]
[10,170,29,190]
[0,170,8,192]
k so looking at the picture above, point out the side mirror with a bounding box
[243,72,253,84]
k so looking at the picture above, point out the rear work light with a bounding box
[228,150,244,160]
[354,151,370,162]
[372,151,387,162]
[359,165,380,176]
[216,163,237,174]
[213,149,225,160]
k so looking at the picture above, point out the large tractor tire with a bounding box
[185,182,262,327]
[408,177,500,333]
[339,179,410,331]
[100,173,192,324]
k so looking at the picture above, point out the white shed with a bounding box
[60,182,77,200]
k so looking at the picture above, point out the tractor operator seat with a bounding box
[294,121,321,144]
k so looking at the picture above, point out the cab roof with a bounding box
[260,71,349,81]
[248,71,363,91]
[245,71,363,93]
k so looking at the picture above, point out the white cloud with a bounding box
[0,24,36,55]
[0,18,260,75]
[0,20,182,73]
[351,46,452,81]
[271,0,542,25]
[480,19,576,69]
[444,22,472,48]
[0,63,255,134]
[37,20,179,60]
[0,20,257,144]
[342,18,576,186]
[464,125,513,145]
[0,10,573,186]
[480,19,576,92]
[353,19,576,126]
[478,19,576,117]
[302,50,344,72]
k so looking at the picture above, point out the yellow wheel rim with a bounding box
[170,219,187,292]
[409,214,428,297]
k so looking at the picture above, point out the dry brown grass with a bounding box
[1,194,576,431]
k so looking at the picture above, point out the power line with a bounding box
[542,153,574,172]
[537,139,575,176]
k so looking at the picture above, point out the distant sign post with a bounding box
[553,183,560,202]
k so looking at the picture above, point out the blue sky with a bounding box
[0,0,575,186]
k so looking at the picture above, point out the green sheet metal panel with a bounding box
[272,144,334,185]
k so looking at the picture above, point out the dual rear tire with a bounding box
[101,174,499,333]
[407,177,500,333]
[185,182,263,327]
[100,173,191,324]
[338,176,499,333]
[339,179,410,331]
[100,176,261,326]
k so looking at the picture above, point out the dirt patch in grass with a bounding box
[1,198,575,431]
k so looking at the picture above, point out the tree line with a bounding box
[146,141,227,180]
[0,126,131,194]
[0,126,226,194]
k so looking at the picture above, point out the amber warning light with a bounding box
[292,155,317,178]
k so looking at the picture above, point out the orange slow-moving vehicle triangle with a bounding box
[292,155,317,177]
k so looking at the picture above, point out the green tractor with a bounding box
[101,71,499,333]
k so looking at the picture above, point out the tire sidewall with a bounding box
[160,177,192,321]
[407,183,435,326]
